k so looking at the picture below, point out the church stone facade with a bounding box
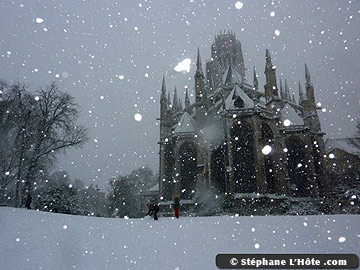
[158,31,328,202]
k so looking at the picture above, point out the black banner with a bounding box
[216,254,359,269]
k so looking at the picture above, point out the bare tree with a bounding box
[0,82,35,206]
[22,82,88,209]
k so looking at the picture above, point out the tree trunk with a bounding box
[22,156,38,209]
[23,167,35,209]
[15,180,20,208]
[24,182,32,209]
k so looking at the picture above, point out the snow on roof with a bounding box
[255,99,266,109]
[280,103,304,126]
[222,85,254,111]
[233,193,288,200]
[221,65,243,86]
[174,112,197,134]
[159,199,195,205]
[325,138,360,156]
[149,183,159,191]
[234,85,254,108]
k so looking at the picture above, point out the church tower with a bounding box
[303,63,321,131]
[195,48,207,127]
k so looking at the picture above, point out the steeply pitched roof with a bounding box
[222,65,243,86]
[325,138,360,156]
[222,85,254,110]
[280,103,304,126]
[174,112,197,133]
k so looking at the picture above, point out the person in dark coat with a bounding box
[174,196,180,219]
[146,203,160,220]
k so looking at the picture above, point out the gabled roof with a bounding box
[325,138,360,156]
[222,85,254,111]
[222,65,243,86]
[280,103,304,126]
[149,183,159,191]
[142,183,159,196]
[174,112,197,133]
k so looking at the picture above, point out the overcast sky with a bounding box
[1,0,359,190]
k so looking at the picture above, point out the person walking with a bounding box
[174,196,180,219]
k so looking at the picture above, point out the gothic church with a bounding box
[158,31,328,202]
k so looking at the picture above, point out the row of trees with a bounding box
[107,167,157,217]
[10,166,157,217]
[0,80,157,217]
[0,81,87,208]
[33,171,107,216]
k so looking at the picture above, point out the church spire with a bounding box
[195,48,205,103]
[264,49,278,101]
[167,92,171,106]
[185,87,190,108]
[265,49,272,67]
[298,81,306,102]
[160,76,169,124]
[303,63,321,130]
[178,97,183,111]
[253,67,258,90]
[172,86,179,113]
[284,79,291,101]
[305,62,311,85]
[161,75,166,95]
[305,63,315,104]
[279,79,285,99]
[196,48,203,75]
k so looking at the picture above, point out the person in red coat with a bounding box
[174,196,180,219]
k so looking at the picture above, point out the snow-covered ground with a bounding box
[1,207,359,270]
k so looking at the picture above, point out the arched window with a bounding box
[210,144,226,193]
[285,136,308,197]
[230,121,256,193]
[261,123,276,193]
[163,144,174,200]
[234,96,244,108]
[178,142,197,199]
[311,137,323,192]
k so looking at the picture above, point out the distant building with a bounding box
[325,138,360,181]
[139,184,159,212]
[158,31,328,202]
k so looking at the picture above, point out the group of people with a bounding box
[146,195,180,220]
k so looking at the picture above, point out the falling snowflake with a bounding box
[234,2,244,10]
[134,113,142,121]
[35,18,44,24]
[338,237,346,243]
[262,145,272,155]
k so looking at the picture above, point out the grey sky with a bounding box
[1,0,359,190]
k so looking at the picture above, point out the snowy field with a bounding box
[0,207,359,270]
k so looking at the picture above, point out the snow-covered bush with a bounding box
[33,181,89,215]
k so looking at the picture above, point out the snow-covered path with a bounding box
[0,207,359,270]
